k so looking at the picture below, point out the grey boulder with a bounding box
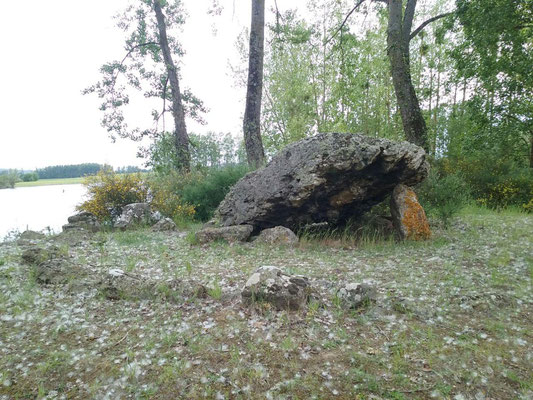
[62,211,101,233]
[336,282,378,309]
[114,203,153,230]
[214,132,428,231]
[254,226,298,246]
[152,217,177,232]
[241,266,310,310]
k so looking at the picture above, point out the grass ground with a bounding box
[0,208,531,399]
[15,177,85,187]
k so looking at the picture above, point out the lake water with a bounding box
[0,184,86,239]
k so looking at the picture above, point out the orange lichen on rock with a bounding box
[401,189,431,240]
[390,184,431,241]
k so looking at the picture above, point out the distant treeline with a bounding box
[36,164,146,179]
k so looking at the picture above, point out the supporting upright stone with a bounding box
[390,184,431,240]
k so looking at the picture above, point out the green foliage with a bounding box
[36,163,107,179]
[457,158,532,211]
[451,0,533,166]
[418,168,470,226]
[179,164,250,222]
[83,0,205,144]
[147,171,196,221]
[146,131,245,174]
[21,172,39,182]
[0,170,20,189]
[147,161,248,223]
[423,157,533,215]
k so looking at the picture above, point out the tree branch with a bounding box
[110,42,160,91]
[409,12,453,41]
[325,0,366,45]
[403,0,417,45]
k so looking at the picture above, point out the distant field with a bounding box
[15,177,86,187]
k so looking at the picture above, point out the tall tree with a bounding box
[243,0,267,169]
[453,0,533,166]
[329,0,452,151]
[84,0,204,171]
[153,0,190,171]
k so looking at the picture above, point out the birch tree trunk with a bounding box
[243,0,266,169]
[153,0,190,171]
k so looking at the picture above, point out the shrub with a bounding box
[180,164,250,221]
[431,156,533,213]
[78,170,148,221]
[418,170,470,226]
[0,170,20,189]
[148,172,196,222]
[21,172,39,182]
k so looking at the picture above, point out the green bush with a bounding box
[147,171,197,222]
[438,156,532,211]
[180,164,250,221]
[21,172,39,182]
[0,170,20,189]
[418,170,470,226]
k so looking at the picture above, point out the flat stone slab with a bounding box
[195,225,253,244]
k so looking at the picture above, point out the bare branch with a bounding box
[324,0,366,45]
[409,12,454,41]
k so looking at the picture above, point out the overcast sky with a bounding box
[0,0,307,170]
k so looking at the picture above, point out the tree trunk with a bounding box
[153,0,190,171]
[243,0,266,169]
[530,131,533,168]
[386,0,429,152]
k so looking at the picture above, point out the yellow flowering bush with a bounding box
[150,185,196,220]
[434,156,532,212]
[78,170,149,221]
[476,181,533,211]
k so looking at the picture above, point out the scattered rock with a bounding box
[114,203,153,230]
[21,246,62,265]
[99,271,206,302]
[241,266,310,310]
[214,132,429,231]
[336,282,377,309]
[254,226,299,246]
[152,217,177,232]
[35,259,81,285]
[17,230,46,244]
[390,184,431,240]
[195,225,253,244]
[99,269,150,300]
[62,211,101,233]
[151,210,163,222]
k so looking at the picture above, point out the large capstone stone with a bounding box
[241,266,310,311]
[214,133,429,231]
